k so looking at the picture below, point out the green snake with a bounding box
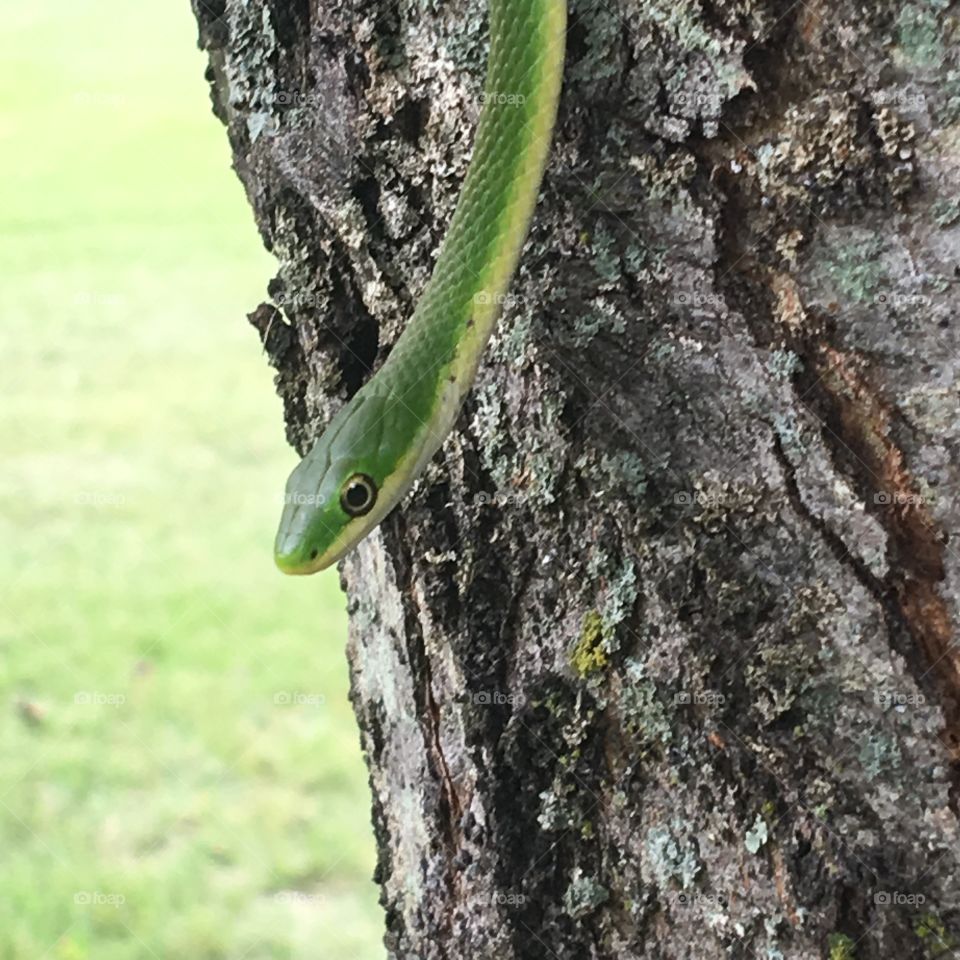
[275,0,566,574]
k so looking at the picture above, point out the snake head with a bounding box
[274,391,390,574]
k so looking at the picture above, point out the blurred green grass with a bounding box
[0,2,382,958]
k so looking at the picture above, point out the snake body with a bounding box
[275,0,566,573]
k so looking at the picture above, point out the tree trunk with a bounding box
[193,0,960,956]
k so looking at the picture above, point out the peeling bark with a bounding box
[194,0,960,956]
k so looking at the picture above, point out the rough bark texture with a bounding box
[193,0,960,956]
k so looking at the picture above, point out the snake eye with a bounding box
[340,474,378,517]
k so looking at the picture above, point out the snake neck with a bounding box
[379,0,566,458]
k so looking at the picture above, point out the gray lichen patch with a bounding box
[895,3,948,70]
[592,449,649,501]
[618,658,673,750]
[564,867,610,919]
[744,814,769,855]
[805,228,888,306]
[642,822,702,889]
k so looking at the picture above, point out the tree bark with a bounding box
[193,0,960,956]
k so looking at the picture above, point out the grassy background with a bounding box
[0,2,382,957]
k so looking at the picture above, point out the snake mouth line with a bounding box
[274,548,336,575]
